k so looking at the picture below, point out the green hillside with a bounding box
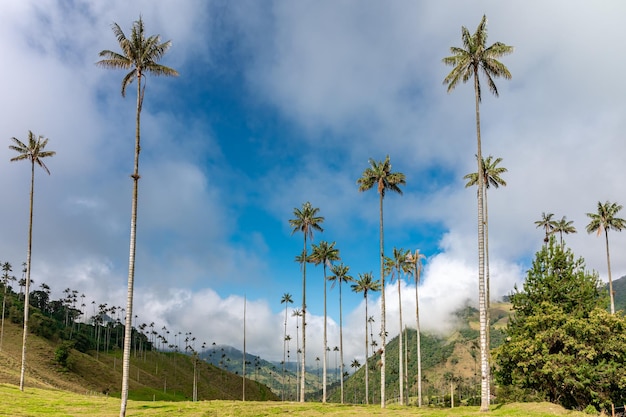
[327,301,511,405]
[612,275,626,312]
[0,317,277,401]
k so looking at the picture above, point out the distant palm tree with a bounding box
[10,131,55,391]
[553,216,577,246]
[357,155,405,408]
[586,201,625,314]
[1,262,16,352]
[535,212,556,244]
[385,247,410,405]
[289,201,324,402]
[351,359,362,404]
[97,16,178,416]
[291,308,302,401]
[443,15,513,411]
[351,272,380,405]
[280,293,293,400]
[406,249,426,407]
[309,240,340,403]
[328,263,354,404]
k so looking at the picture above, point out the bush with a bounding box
[54,341,75,371]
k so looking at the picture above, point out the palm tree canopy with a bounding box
[351,272,381,298]
[289,202,324,241]
[384,247,411,281]
[554,216,577,236]
[309,241,341,268]
[442,14,513,102]
[357,155,406,198]
[9,132,56,174]
[405,250,426,282]
[535,212,556,235]
[328,263,354,289]
[97,16,179,97]
[281,293,293,305]
[464,155,507,190]
[586,201,626,236]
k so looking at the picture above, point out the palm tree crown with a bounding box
[535,212,556,243]
[464,155,507,190]
[443,15,513,102]
[553,216,577,246]
[97,16,179,97]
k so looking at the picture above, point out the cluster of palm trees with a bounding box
[535,201,625,315]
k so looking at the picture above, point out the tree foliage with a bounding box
[495,237,626,411]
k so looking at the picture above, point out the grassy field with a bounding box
[0,384,590,417]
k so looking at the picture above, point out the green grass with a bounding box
[0,384,590,417]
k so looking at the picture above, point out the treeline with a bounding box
[0,261,152,356]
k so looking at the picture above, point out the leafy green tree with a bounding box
[328,263,353,404]
[494,237,626,411]
[309,240,340,402]
[443,15,513,411]
[10,131,56,391]
[406,250,426,406]
[351,272,380,405]
[97,16,178,416]
[553,216,577,247]
[586,201,625,315]
[280,292,293,400]
[535,212,556,244]
[289,201,324,402]
[357,155,405,408]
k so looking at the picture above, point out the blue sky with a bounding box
[1,1,626,364]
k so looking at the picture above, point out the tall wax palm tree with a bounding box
[351,272,380,405]
[10,132,55,391]
[328,263,354,404]
[280,293,293,400]
[289,201,324,402]
[357,155,405,408]
[309,240,340,403]
[535,212,556,244]
[586,201,625,314]
[553,216,577,246]
[97,17,178,416]
[384,247,410,406]
[464,154,506,399]
[405,249,426,407]
[443,15,512,411]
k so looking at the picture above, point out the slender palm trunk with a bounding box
[295,315,300,401]
[282,304,288,401]
[415,264,422,407]
[379,193,386,408]
[19,161,35,391]
[474,73,489,412]
[300,236,307,403]
[322,265,327,402]
[605,230,615,314]
[483,185,491,399]
[339,278,345,404]
[120,74,142,417]
[364,292,369,404]
[397,276,404,405]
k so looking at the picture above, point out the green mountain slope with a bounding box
[0,318,277,401]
